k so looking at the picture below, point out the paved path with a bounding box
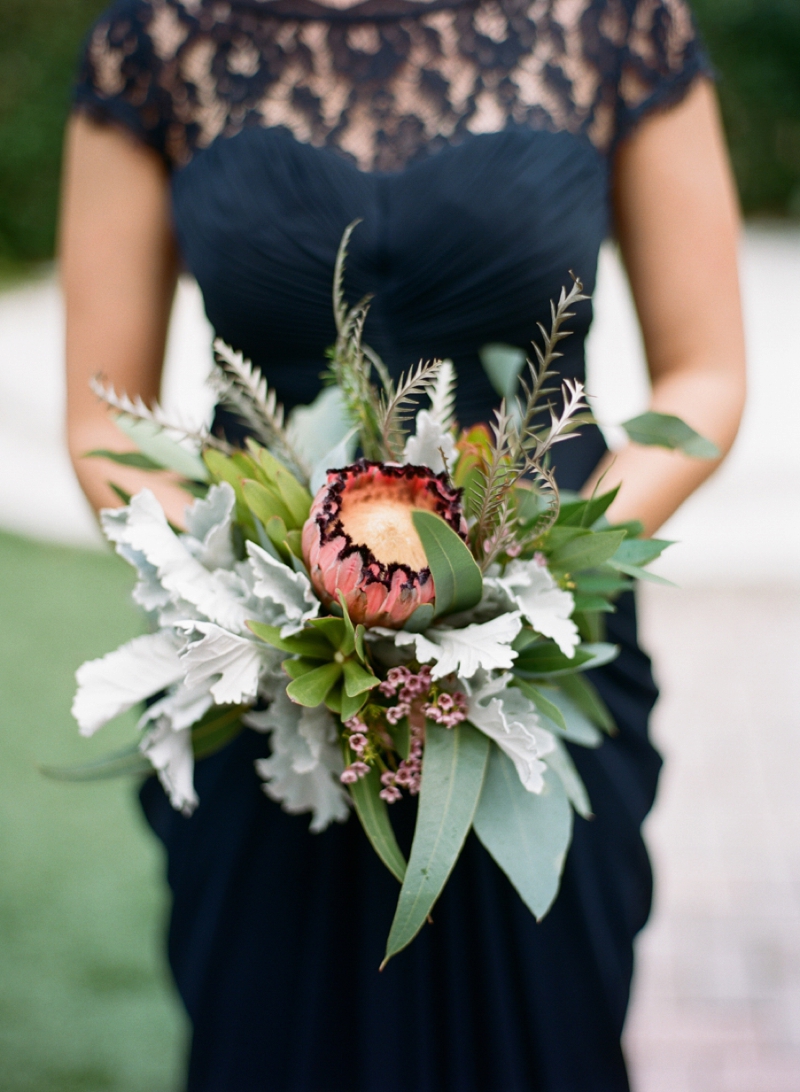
[1,227,798,1090]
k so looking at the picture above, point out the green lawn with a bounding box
[0,530,186,1092]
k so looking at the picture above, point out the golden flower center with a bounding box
[339,483,430,569]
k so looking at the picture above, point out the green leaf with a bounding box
[512,679,567,732]
[478,343,527,399]
[285,529,303,558]
[544,738,593,818]
[190,704,247,759]
[611,538,672,566]
[572,568,632,596]
[572,594,615,613]
[349,767,407,883]
[337,592,357,656]
[472,747,572,920]
[309,616,346,648]
[108,483,132,506]
[273,465,313,528]
[286,662,342,706]
[514,642,595,676]
[514,641,619,678]
[246,621,333,660]
[354,625,366,664]
[621,411,720,459]
[389,718,411,761]
[549,529,628,573]
[342,658,379,698]
[242,479,294,529]
[557,673,616,734]
[411,509,483,619]
[283,657,321,680]
[531,685,602,746]
[86,449,163,471]
[39,741,152,782]
[339,685,368,722]
[608,561,675,586]
[403,603,435,633]
[382,722,489,967]
[114,415,210,481]
[557,486,620,528]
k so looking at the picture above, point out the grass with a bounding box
[0,530,186,1092]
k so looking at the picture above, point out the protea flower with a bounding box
[302,461,467,628]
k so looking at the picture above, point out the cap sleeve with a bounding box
[614,0,713,146]
[73,0,187,166]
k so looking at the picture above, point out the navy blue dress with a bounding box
[75,2,709,1088]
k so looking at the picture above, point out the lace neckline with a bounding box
[78,0,709,172]
[232,0,472,20]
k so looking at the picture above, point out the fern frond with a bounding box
[379,358,444,459]
[427,358,457,431]
[211,339,308,480]
[333,219,362,334]
[90,376,231,452]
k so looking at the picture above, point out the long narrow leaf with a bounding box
[382,722,489,967]
[473,746,572,920]
[349,768,407,883]
[621,412,719,458]
[411,510,483,618]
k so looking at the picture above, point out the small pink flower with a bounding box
[379,785,402,803]
[349,733,367,753]
[340,761,370,784]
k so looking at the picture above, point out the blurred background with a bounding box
[0,2,799,1090]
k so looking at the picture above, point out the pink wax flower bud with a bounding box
[301,460,466,628]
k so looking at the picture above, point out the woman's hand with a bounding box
[61,114,191,528]
[585,78,747,536]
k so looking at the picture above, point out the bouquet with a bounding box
[58,226,716,966]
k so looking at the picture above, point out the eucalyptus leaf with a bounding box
[478,343,527,399]
[549,529,627,574]
[514,641,618,678]
[557,673,616,734]
[472,747,572,921]
[86,449,163,471]
[403,603,435,633]
[114,415,209,481]
[572,569,632,596]
[309,426,359,497]
[621,411,720,459]
[411,509,483,618]
[39,741,153,782]
[349,767,407,883]
[608,561,675,586]
[611,538,672,566]
[383,722,489,967]
[512,679,567,732]
[544,737,593,818]
[534,685,602,746]
[557,486,620,528]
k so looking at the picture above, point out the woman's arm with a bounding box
[61,114,191,527]
[585,79,747,536]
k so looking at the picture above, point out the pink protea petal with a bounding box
[301,460,466,628]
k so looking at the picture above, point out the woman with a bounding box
[61,1,746,1089]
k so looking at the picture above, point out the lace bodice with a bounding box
[76,0,708,172]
